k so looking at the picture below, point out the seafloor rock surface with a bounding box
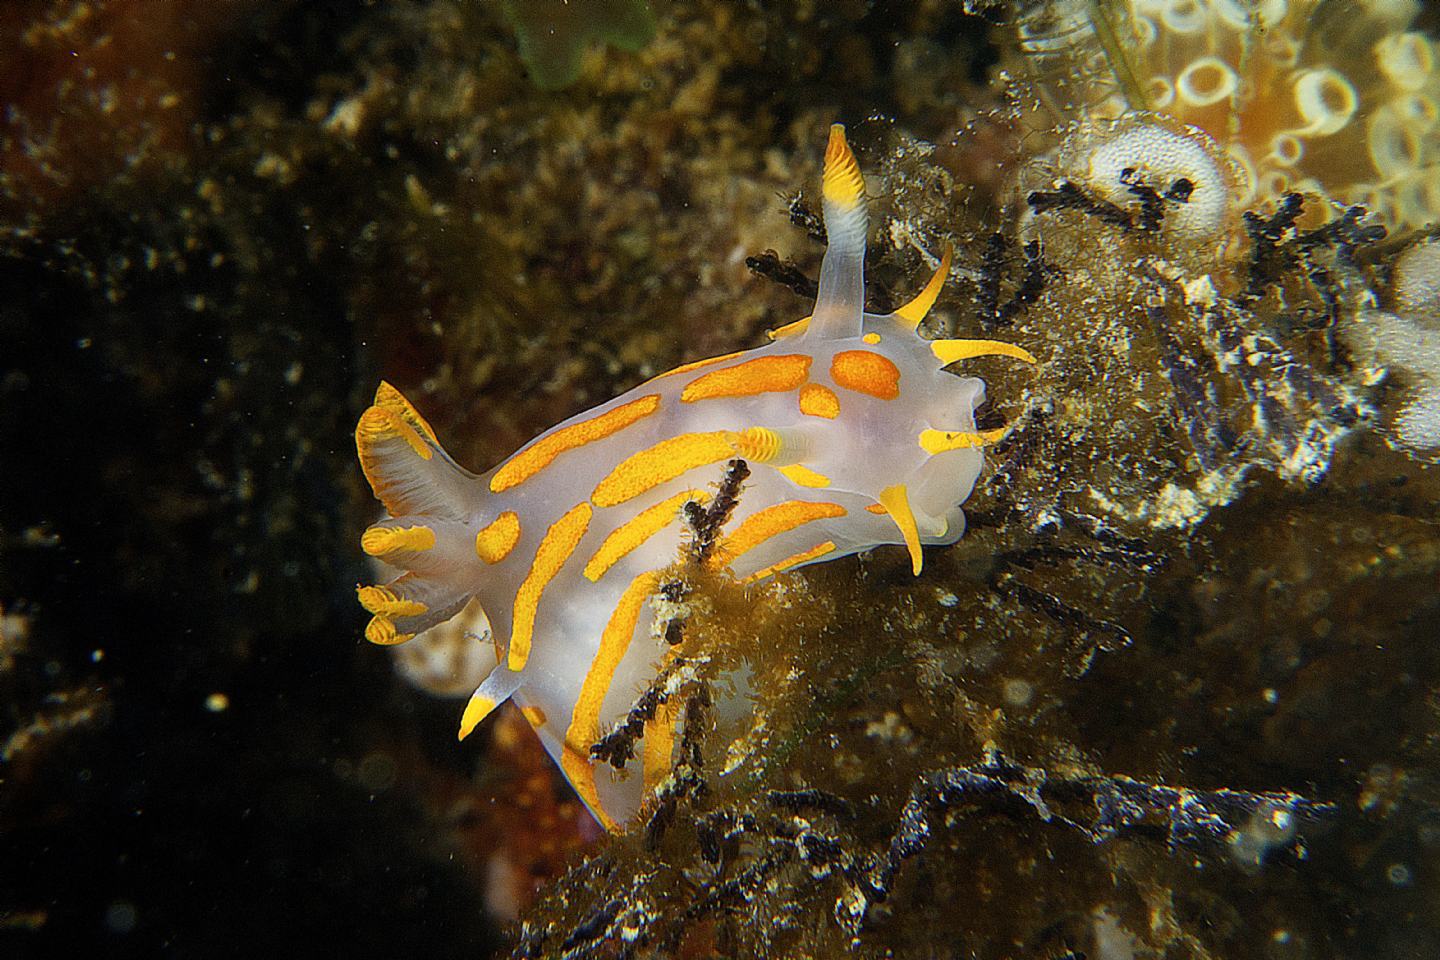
[1,1,1437,958]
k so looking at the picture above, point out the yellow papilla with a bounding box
[373,381,440,446]
[356,584,428,618]
[877,484,923,576]
[457,693,497,741]
[918,426,1010,455]
[364,615,413,646]
[360,524,436,558]
[893,243,954,330]
[931,338,1037,366]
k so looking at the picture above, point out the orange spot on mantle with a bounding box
[798,383,841,419]
[830,349,900,400]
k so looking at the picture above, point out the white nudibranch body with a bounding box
[352,126,1036,829]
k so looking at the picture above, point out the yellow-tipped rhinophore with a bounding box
[822,123,865,210]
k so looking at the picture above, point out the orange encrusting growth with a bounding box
[583,488,708,582]
[680,355,812,403]
[475,511,522,564]
[592,432,737,508]
[510,503,593,671]
[561,570,660,832]
[830,349,901,400]
[712,500,847,567]
[822,123,865,209]
[739,540,837,583]
[798,382,840,419]
[490,394,662,493]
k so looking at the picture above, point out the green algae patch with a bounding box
[501,0,658,90]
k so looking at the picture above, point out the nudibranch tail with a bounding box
[810,124,869,341]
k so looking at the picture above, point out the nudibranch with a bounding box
[354,125,1035,830]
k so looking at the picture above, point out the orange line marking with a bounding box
[561,570,659,833]
[714,500,846,567]
[680,354,812,403]
[509,503,591,670]
[592,432,736,508]
[490,395,661,493]
[583,489,707,581]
